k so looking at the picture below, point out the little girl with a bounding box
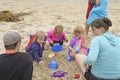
[68,26,88,58]
[47,25,68,47]
[26,30,45,64]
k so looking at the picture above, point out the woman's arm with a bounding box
[84,38,99,64]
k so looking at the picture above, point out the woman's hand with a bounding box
[96,0,100,6]
[84,64,90,72]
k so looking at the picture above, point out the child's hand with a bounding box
[84,64,91,73]
[72,50,76,53]
[50,41,53,44]
[38,61,44,65]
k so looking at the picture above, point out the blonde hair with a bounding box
[73,26,84,36]
[34,30,45,42]
[54,25,63,34]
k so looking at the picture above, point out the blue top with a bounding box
[26,42,45,62]
[84,32,120,79]
[87,0,109,26]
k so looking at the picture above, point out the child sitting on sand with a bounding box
[26,30,46,64]
[47,25,68,47]
[68,26,88,58]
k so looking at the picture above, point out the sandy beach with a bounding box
[0,0,120,80]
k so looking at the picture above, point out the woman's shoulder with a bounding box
[92,35,104,42]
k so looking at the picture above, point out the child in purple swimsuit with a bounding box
[68,26,88,58]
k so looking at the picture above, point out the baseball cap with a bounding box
[3,30,21,45]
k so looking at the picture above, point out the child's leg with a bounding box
[50,40,59,47]
[50,43,54,47]
[38,49,44,57]
[59,39,64,45]
[50,41,56,47]
[50,39,63,46]
[38,53,42,57]
[80,47,89,55]
[85,20,90,35]
[75,54,87,74]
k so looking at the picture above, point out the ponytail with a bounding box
[91,18,112,31]
[102,18,112,27]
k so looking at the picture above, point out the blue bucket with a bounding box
[49,61,58,69]
[66,56,72,61]
[52,45,63,52]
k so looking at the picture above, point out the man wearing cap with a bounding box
[0,30,33,80]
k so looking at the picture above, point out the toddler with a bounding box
[26,30,46,64]
[68,26,88,58]
[47,25,68,47]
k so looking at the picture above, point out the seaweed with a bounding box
[0,10,32,22]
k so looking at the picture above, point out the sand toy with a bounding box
[52,70,67,78]
[48,53,58,58]
[49,61,58,69]
[66,56,72,61]
[73,74,80,79]
[52,45,63,52]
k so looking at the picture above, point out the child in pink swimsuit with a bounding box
[47,25,68,47]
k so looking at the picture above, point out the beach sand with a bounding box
[0,0,120,80]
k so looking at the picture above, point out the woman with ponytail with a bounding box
[75,18,120,80]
